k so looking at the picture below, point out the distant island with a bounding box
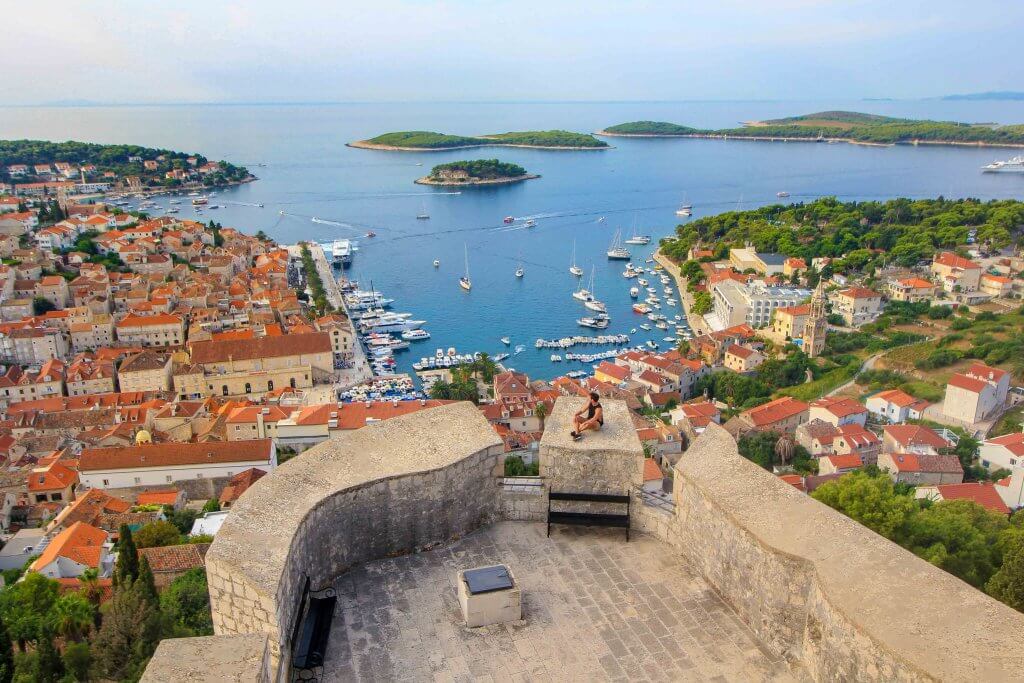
[350,130,609,151]
[597,111,1024,148]
[415,159,538,186]
[942,91,1024,101]
[0,138,254,191]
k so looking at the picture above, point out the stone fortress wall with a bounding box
[144,399,1024,682]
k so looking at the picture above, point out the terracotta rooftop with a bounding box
[887,453,963,474]
[139,543,210,573]
[934,483,1009,515]
[189,332,331,364]
[30,521,107,572]
[80,439,273,471]
[884,424,951,450]
[743,396,809,427]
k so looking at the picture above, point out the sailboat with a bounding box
[584,267,607,313]
[624,216,651,245]
[607,230,631,260]
[416,201,430,220]
[459,245,472,291]
[569,240,584,277]
[675,193,692,216]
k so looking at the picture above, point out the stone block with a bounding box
[457,565,522,628]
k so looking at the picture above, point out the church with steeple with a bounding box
[802,278,828,357]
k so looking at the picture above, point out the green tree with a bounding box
[137,556,159,607]
[160,568,214,636]
[133,520,183,549]
[61,642,91,683]
[900,500,1007,588]
[201,498,221,514]
[34,631,63,683]
[47,593,93,642]
[534,401,548,432]
[0,616,13,683]
[691,290,713,315]
[987,525,1024,610]
[164,507,200,535]
[31,297,56,315]
[0,572,59,651]
[113,525,139,586]
[811,471,917,539]
[92,580,161,681]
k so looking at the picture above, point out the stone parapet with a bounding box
[203,402,503,680]
[659,423,1024,682]
[540,397,642,495]
[140,633,270,683]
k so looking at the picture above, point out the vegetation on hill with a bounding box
[601,110,1024,145]
[0,138,251,187]
[482,130,608,148]
[813,470,1024,613]
[360,129,608,149]
[602,121,706,135]
[428,159,528,181]
[661,197,1024,270]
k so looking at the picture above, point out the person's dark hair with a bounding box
[589,392,600,402]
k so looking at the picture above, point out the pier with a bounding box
[535,334,630,349]
[654,249,710,336]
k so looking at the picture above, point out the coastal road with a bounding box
[654,249,711,336]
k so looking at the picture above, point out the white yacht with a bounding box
[982,157,1024,173]
[675,201,692,216]
[577,315,610,329]
[433,259,440,267]
[417,201,430,219]
[459,244,472,291]
[630,287,640,298]
[500,336,511,346]
[401,329,431,341]
[624,221,651,245]
[606,230,631,260]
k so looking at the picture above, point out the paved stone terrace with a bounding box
[323,521,802,682]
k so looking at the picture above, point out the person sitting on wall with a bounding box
[571,392,604,441]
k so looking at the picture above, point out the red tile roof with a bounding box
[838,287,880,300]
[966,363,1007,383]
[80,439,273,471]
[28,462,78,492]
[595,361,629,382]
[115,313,183,328]
[933,252,981,270]
[871,389,918,408]
[986,432,1024,456]
[935,483,1009,514]
[189,332,331,364]
[947,373,988,393]
[743,396,808,428]
[886,452,962,474]
[30,522,107,571]
[135,490,181,506]
[726,344,756,360]
[219,468,267,505]
[642,459,663,482]
[883,424,951,450]
[822,454,863,470]
[812,397,867,418]
[139,543,210,573]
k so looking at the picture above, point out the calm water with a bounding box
[3,100,1024,378]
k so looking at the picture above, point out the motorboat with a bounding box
[433,259,440,267]
[578,315,610,329]
[501,336,511,345]
[630,287,640,298]
[401,329,431,341]
[525,219,537,228]
[550,354,562,362]
[639,324,651,330]
[633,303,650,314]
[675,203,692,217]
[504,216,515,224]
[776,191,790,198]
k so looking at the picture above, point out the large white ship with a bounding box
[982,156,1024,173]
[331,239,352,268]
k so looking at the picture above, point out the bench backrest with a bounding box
[549,491,630,504]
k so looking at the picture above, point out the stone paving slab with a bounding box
[321,522,804,682]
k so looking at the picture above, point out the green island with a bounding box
[350,129,609,151]
[0,138,253,188]
[415,159,538,186]
[599,111,1024,147]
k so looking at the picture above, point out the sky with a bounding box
[4,0,1021,104]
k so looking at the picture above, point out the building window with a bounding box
[134,477,141,484]
[102,479,109,486]
[290,378,296,389]
[268,380,274,391]
[222,385,228,396]
[166,475,172,483]
[244,383,252,394]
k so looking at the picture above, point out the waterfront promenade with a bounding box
[654,249,710,336]
[290,243,373,390]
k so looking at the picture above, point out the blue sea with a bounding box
[3,100,1024,379]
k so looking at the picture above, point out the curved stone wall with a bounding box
[657,424,1024,682]
[203,402,503,679]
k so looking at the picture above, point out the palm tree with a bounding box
[534,401,549,433]
[49,593,95,642]
[775,434,795,467]
[78,568,104,628]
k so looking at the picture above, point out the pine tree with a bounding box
[113,524,139,587]
[137,556,158,607]
[35,630,64,682]
[93,579,162,680]
[0,616,13,683]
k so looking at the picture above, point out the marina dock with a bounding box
[654,249,710,336]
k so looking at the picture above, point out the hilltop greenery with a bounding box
[361,129,607,149]
[602,110,1024,145]
[0,138,251,187]
[428,159,527,181]
[602,121,705,135]
[661,197,1024,270]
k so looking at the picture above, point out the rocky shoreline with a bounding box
[414,173,540,186]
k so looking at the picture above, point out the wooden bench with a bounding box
[290,576,337,679]
[547,491,630,541]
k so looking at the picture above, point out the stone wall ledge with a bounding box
[674,424,1024,682]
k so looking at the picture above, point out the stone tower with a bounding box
[803,277,828,358]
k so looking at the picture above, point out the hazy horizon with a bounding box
[6,1,1021,106]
